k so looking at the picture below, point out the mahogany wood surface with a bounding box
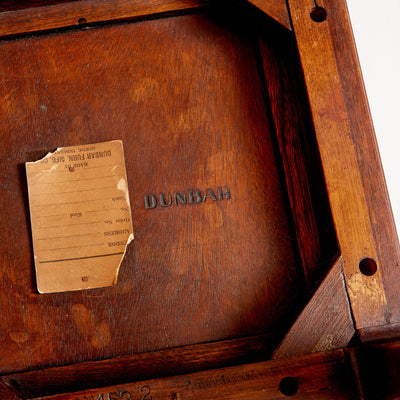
[0,0,210,38]
[1,335,274,398]
[258,20,338,285]
[0,4,315,375]
[273,258,355,358]
[359,323,400,344]
[0,0,399,398]
[247,0,290,30]
[0,0,80,12]
[0,382,20,400]
[33,350,358,400]
[325,0,400,333]
[287,0,388,330]
[0,0,291,35]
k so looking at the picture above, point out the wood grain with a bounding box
[287,0,387,329]
[0,382,21,400]
[247,0,291,30]
[325,0,400,333]
[0,7,304,374]
[1,334,274,398]
[358,323,400,344]
[1,1,398,397]
[32,350,358,400]
[0,0,210,38]
[273,258,355,358]
[0,1,80,12]
[258,21,339,285]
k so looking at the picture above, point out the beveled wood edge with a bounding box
[1,334,277,399]
[258,25,336,286]
[326,0,400,333]
[0,0,292,39]
[247,0,291,30]
[287,0,388,330]
[0,0,293,39]
[30,349,357,400]
[272,257,355,359]
[0,1,396,395]
[0,0,210,39]
[358,323,400,344]
[0,258,357,397]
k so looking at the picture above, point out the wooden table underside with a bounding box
[0,0,399,398]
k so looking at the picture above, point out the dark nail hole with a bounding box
[279,377,299,396]
[78,17,87,25]
[69,167,75,172]
[82,276,88,282]
[10,379,21,390]
[359,258,377,276]
[310,6,327,22]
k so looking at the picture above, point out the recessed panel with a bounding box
[0,12,304,372]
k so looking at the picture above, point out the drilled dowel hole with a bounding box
[310,6,327,22]
[279,377,299,396]
[78,17,87,25]
[359,258,377,276]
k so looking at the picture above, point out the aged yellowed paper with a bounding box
[26,140,133,293]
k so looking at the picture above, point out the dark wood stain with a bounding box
[2,334,274,398]
[0,0,398,398]
[327,0,400,330]
[0,7,305,375]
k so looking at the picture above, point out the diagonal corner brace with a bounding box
[287,0,388,331]
[246,0,292,30]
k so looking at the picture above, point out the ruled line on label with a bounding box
[38,221,102,229]
[39,252,125,264]
[31,196,119,207]
[34,186,115,196]
[38,233,102,240]
[34,175,116,184]
[35,207,123,218]
[39,243,104,252]
[39,163,120,174]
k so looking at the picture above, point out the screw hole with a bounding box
[78,17,87,25]
[310,6,327,22]
[359,258,377,276]
[279,377,299,396]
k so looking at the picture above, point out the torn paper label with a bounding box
[25,140,134,293]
